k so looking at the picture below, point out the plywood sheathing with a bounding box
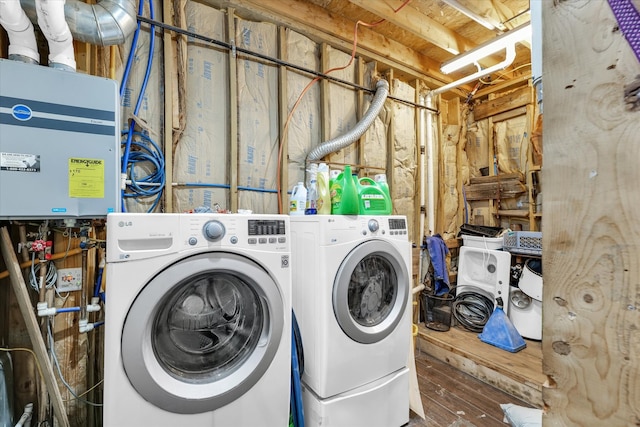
[542,0,640,424]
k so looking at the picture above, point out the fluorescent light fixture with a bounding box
[440,22,531,75]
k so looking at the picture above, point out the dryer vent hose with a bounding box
[306,79,389,162]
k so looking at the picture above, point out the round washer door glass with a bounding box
[333,240,409,344]
[121,252,284,414]
[153,271,261,381]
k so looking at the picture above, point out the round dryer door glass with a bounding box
[152,271,262,382]
[348,254,397,327]
[333,240,409,344]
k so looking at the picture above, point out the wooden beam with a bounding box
[278,26,289,214]
[474,74,531,99]
[0,228,70,427]
[201,0,469,95]
[163,0,175,212]
[227,8,239,213]
[473,84,532,120]
[464,179,526,201]
[348,0,476,55]
[469,172,524,184]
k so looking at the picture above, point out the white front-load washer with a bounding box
[104,213,291,427]
[290,215,411,427]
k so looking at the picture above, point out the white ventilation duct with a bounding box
[0,0,39,64]
[306,79,390,162]
[20,0,137,46]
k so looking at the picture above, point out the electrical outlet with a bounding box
[56,267,82,292]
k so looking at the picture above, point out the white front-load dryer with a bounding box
[104,213,291,427]
[290,215,411,427]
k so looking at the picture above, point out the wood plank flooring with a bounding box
[417,324,545,407]
[408,349,533,427]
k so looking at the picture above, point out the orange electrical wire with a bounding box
[276,0,412,212]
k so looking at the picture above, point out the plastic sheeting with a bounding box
[173,2,228,212]
[285,30,321,190]
[441,123,461,238]
[236,19,279,214]
[390,79,417,239]
[323,46,357,167]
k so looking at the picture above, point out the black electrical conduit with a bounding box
[136,15,439,114]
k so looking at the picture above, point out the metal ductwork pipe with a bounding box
[306,79,390,162]
[20,0,137,46]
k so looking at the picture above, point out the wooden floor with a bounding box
[407,324,545,426]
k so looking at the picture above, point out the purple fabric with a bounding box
[608,0,640,63]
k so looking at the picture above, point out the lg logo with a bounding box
[118,221,133,227]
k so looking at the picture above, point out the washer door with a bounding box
[333,240,409,344]
[121,252,284,414]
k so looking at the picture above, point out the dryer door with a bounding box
[120,252,284,414]
[333,240,409,344]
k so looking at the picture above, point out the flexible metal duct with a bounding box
[306,79,389,162]
[20,0,137,46]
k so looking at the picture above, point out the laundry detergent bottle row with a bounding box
[330,165,359,215]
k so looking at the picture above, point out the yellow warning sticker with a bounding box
[69,158,105,198]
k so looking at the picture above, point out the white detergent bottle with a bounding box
[289,182,307,215]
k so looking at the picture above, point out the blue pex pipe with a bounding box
[57,307,80,313]
[291,318,304,427]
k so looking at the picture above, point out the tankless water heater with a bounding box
[0,59,120,219]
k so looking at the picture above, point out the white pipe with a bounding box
[14,402,33,427]
[412,283,425,295]
[35,0,76,71]
[425,94,435,236]
[530,0,543,112]
[0,0,39,63]
[433,43,517,95]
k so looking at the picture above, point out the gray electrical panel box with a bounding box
[0,59,120,219]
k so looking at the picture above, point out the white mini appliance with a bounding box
[104,213,291,427]
[290,215,411,427]
[509,258,543,340]
[456,245,512,314]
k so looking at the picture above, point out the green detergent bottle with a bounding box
[357,176,392,215]
[330,165,359,215]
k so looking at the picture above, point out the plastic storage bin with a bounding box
[503,231,542,256]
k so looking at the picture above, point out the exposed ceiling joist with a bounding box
[347,0,475,55]
[202,0,471,94]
